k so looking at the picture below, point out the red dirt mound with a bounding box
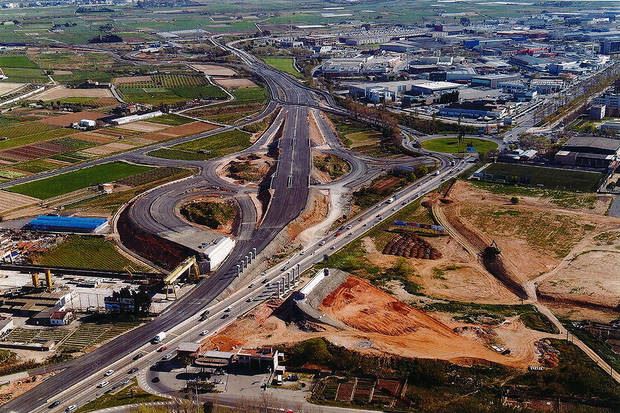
[319,276,454,337]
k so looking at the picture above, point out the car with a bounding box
[98,381,109,388]
[248,283,254,288]
[358,217,364,221]
[162,353,173,360]
[299,250,304,255]
[65,406,77,412]
[363,223,367,227]
[319,240,326,246]
[120,378,130,386]
[221,314,229,319]
[335,232,341,237]
[152,377,160,383]
[345,225,352,230]
[157,346,167,352]
[247,297,252,302]
[48,401,60,408]
[133,352,144,360]
[262,278,269,284]
[330,246,335,250]
[104,369,114,376]
[391,207,396,211]
[225,306,231,312]
[128,367,139,374]
[376,214,382,218]
[200,330,209,336]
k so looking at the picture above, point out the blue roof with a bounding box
[28,215,108,232]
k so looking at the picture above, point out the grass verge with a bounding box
[75,378,167,413]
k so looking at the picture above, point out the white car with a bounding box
[200,330,209,336]
[98,381,109,388]
[65,406,77,412]
[104,369,114,376]
[162,353,174,360]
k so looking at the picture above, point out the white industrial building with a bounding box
[111,111,163,125]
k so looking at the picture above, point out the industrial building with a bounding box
[555,136,620,170]
[111,111,163,125]
[439,100,508,119]
[26,216,109,234]
[471,74,520,88]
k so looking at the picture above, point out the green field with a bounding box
[421,137,498,154]
[32,235,150,271]
[118,74,227,105]
[232,86,268,104]
[0,55,39,68]
[481,163,603,192]
[149,129,251,161]
[263,57,301,77]
[7,161,152,199]
[0,121,78,150]
[0,55,46,82]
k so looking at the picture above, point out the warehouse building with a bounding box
[555,136,620,170]
[26,216,109,234]
[471,74,520,88]
[439,100,508,119]
[111,111,163,125]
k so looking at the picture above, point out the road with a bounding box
[34,149,461,413]
[3,36,435,413]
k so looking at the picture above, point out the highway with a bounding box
[33,153,464,413]
[2,39,440,413]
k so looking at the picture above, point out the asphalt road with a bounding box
[3,40,441,413]
[1,39,319,413]
[37,155,464,413]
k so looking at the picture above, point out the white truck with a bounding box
[153,332,166,344]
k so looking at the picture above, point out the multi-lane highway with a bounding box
[34,153,466,413]
[3,40,441,413]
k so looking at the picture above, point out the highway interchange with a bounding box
[3,38,464,413]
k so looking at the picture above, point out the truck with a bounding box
[153,332,166,344]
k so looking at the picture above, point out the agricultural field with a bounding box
[0,121,78,151]
[7,161,152,199]
[69,167,194,214]
[149,129,251,161]
[263,57,301,77]
[232,86,268,104]
[30,235,150,271]
[144,113,192,126]
[480,163,603,192]
[328,115,400,157]
[421,137,498,155]
[0,54,47,83]
[116,74,226,105]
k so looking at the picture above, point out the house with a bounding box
[50,310,73,326]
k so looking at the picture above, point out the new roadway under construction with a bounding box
[2,38,442,413]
